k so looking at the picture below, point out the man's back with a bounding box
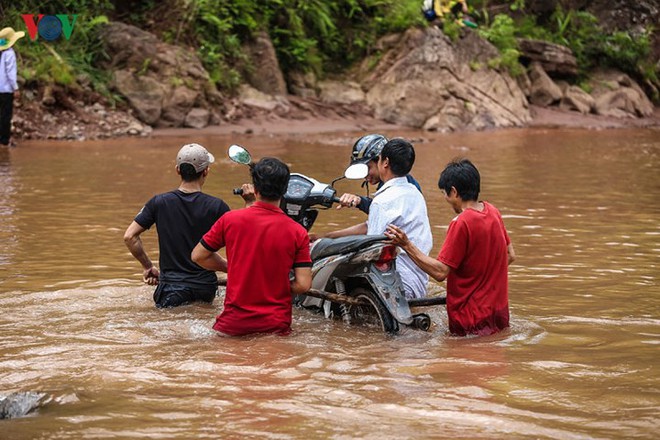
[439,201,510,335]
[201,201,311,336]
[135,190,229,286]
[367,177,433,298]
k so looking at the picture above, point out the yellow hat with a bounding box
[0,27,26,51]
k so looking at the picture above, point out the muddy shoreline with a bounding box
[150,105,660,139]
[10,103,660,147]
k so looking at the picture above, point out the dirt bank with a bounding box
[10,98,660,146]
[527,105,660,130]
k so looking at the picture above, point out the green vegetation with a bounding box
[1,1,111,97]
[477,14,524,76]
[1,0,425,95]
[1,0,656,100]
[471,1,656,90]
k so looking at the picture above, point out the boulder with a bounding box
[159,86,199,127]
[589,70,654,117]
[242,31,287,96]
[184,108,211,129]
[288,71,318,99]
[518,39,578,77]
[528,62,562,106]
[112,70,164,125]
[363,27,530,131]
[100,22,222,127]
[318,80,366,105]
[594,88,653,118]
[560,85,595,114]
[239,84,289,112]
[0,392,49,419]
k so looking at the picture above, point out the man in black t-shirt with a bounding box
[123,143,235,308]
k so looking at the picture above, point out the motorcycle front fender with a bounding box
[354,266,413,325]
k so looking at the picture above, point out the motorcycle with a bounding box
[228,144,443,333]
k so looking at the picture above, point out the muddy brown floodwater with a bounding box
[0,127,658,438]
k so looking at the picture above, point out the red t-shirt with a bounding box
[438,202,511,336]
[200,201,312,336]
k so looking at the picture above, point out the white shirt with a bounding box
[0,48,18,93]
[367,176,433,298]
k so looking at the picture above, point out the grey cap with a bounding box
[176,143,215,172]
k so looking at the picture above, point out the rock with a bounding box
[184,108,210,129]
[242,31,287,96]
[594,88,653,117]
[42,85,55,106]
[528,62,562,106]
[364,27,530,131]
[518,38,578,77]
[560,85,595,114]
[100,22,217,128]
[125,121,143,135]
[288,71,318,99]
[0,392,49,419]
[589,69,654,117]
[113,70,164,125]
[516,69,532,98]
[318,80,366,105]
[239,85,282,111]
[159,86,199,127]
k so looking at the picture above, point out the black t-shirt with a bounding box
[134,190,230,287]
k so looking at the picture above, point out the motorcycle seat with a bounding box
[311,235,387,260]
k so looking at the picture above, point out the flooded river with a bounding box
[1,128,658,438]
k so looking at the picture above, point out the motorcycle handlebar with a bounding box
[233,188,340,204]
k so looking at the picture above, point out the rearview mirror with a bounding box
[344,163,368,180]
[228,144,252,165]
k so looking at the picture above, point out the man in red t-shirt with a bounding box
[385,158,515,336]
[191,157,312,336]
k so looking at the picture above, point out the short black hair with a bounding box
[380,138,415,176]
[251,157,290,201]
[438,158,480,201]
[179,163,204,182]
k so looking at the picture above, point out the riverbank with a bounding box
[151,105,660,139]
[10,103,660,147]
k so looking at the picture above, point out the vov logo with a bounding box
[21,14,78,41]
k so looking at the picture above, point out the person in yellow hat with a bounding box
[0,27,25,147]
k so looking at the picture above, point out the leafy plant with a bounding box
[478,14,524,76]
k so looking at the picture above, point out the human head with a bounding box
[379,138,415,177]
[438,158,481,202]
[350,134,388,166]
[176,143,215,182]
[0,27,25,51]
[347,134,388,186]
[251,157,290,201]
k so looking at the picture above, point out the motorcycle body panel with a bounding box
[305,238,413,325]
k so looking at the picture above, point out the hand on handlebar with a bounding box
[336,193,361,210]
[239,183,256,205]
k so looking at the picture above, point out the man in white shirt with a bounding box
[0,27,25,147]
[316,138,433,298]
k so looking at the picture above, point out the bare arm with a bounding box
[507,243,516,266]
[191,242,228,272]
[290,267,312,295]
[123,221,159,285]
[385,224,451,282]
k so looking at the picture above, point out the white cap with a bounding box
[176,143,215,172]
